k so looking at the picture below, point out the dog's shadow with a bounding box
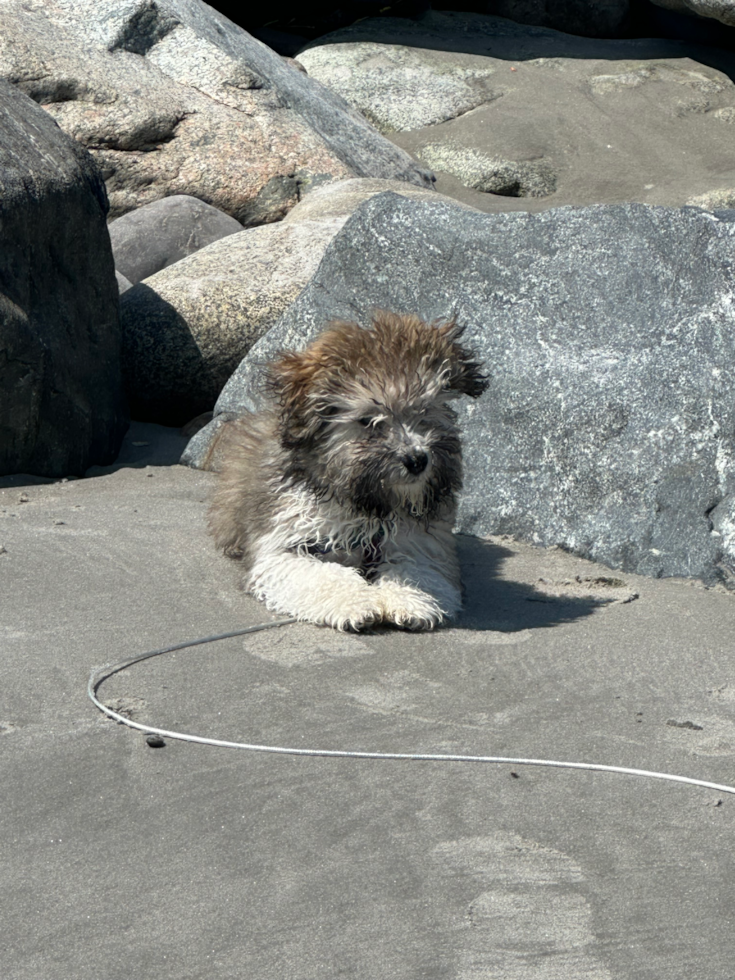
[454,534,611,633]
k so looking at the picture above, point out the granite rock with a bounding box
[0,0,432,223]
[279,176,479,223]
[417,142,556,198]
[109,194,244,284]
[187,193,735,586]
[687,189,735,210]
[296,42,499,134]
[298,12,735,215]
[650,0,735,27]
[0,80,127,477]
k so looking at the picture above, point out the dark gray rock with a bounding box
[649,0,735,28]
[482,0,629,36]
[108,195,244,284]
[185,193,735,586]
[0,79,127,478]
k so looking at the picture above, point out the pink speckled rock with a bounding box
[0,0,432,223]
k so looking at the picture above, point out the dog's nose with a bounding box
[402,451,428,475]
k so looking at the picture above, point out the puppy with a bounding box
[209,311,487,630]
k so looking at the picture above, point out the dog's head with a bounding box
[266,312,488,519]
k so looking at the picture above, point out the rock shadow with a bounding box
[1,423,194,483]
[306,20,735,84]
[455,533,606,633]
[82,421,191,476]
[120,283,219,427]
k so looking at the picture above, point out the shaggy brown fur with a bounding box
[208,411,282,568]
[208,312,487,630]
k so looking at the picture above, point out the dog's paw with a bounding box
[374,580,445,631]
[323,599,383,632]
[310,586,384,632]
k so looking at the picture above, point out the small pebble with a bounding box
[666,719,703,731]
[18,493,29,503]
[0,545,6,555]
[145,734,166,748]
[53,520,65,526]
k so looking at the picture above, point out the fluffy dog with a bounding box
[209,311,487,630]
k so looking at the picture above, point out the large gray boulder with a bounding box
[0,80,127,478]
[297,12,735,215]
[186,193,735,587]
[0,0,432,223]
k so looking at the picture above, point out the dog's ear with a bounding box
[436,320,489,398]
[265,349,308,412]
[265,350,323,445]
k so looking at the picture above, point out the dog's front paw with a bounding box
[308,581,384,631]
[322,597,383,632]
[375,580,444,631]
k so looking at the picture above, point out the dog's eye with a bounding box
[359,415,388,431]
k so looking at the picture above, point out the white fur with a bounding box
[247,489,461,631]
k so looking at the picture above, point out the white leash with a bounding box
[88,619,735,796]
